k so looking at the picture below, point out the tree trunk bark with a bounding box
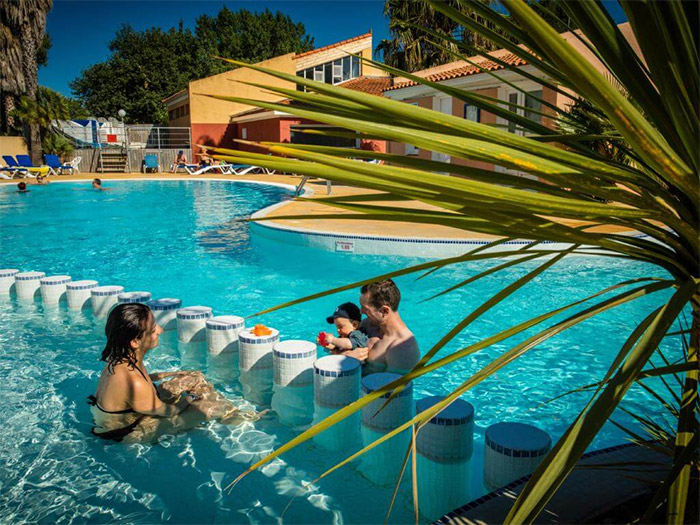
[1,91,16,134]
[666,295,699,524]
[20,19,43,165]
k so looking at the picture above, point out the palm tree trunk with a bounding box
[1,91,16,133]
[20,16,42,165]
[666,295,699,523]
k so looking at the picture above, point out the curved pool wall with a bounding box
[0,179,682,523]
[251,203,576,257]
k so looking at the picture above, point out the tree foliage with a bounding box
[69,7,314,124]
[376,0,577,72]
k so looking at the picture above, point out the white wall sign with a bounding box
[335,241,355,253]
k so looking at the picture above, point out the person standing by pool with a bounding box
[339,279,420,375]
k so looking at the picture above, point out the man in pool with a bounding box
[92,178,108,190]
[17,181,29,192]
[339,279,420,375]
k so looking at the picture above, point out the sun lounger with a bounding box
[142,154,160,173]
[44,154,75,175]
[173,163,199,174]
[5,155,41,177]
[183,163,235,175]
[2,155,31,177]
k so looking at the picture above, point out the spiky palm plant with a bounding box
[208,1,698,522]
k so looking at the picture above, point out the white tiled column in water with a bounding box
[66,280,99,311]
[206,316,245,356]
[15,271,46,301]
[360,372,414,486]
[416,396,475,521]
[271,340,316,426]
[176,306,213,343]
[238,328,279,405]
[0,269,19,296]
[117,291,152,305]
[313,355,362,450]
[40,275,71,306]
[484,422,551,491]
[147,298,182,330]
[91,285,124,318]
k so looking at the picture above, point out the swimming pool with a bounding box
[0,180,679,523]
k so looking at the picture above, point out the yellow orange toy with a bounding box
[252,324,272,336]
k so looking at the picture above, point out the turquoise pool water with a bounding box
[0,180,679,523]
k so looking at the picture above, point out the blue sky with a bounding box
[39,0,627,98]
[40,0,391,97]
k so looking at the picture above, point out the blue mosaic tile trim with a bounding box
[177,311,213,320]
[92,289,123,296]
[362,383,413,398]
[485,434,550,458]
[257,222,556,246]
[147,300,182,311]
[40,278,71,285]
[67,283,98,290]
[16,273,45,281]
[118,297,150,303]
[206,320,245,330]
[427,414,474,426]
[239,334,279,345]
[315,366,360,378]
[0,270,19,277]
[434,442,639,523]
[273,349,316,359]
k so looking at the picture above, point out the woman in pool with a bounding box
[90,303,257,442]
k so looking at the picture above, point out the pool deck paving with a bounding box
[1,172,635,241]
[438,442,670,524]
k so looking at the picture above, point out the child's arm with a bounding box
[325,334,354,350]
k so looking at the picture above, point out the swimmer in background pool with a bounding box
[35,174,48,185]
[92,178,109,190]
[17,181,30,193]
[89,303,260,443]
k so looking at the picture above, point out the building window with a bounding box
[507,92,519,133]
[242,127,247,140]
[298,54,362,87]
[464,103,480,123]
[185,104,189,116]
[525,90,543,124]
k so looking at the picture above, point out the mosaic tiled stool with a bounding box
[360,373,414,485]
[66,280,98,311]
[206,315,245,356]
[271,340,316,426]
[40,275,71,306]
[238,328,279,405]
[416,396,475,521]
[0,269,19,296]
[91,285,124,318]
[313,355,362,450]
[176,306,213,343]
[117,291,151,305]
[484,422,551,491]
[15,271,46,301]
[147,298,181,330]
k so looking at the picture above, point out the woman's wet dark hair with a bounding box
[102,303,152,372]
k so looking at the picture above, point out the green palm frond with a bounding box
[208,0,699,521]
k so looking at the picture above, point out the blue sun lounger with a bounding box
[44,154,75,175]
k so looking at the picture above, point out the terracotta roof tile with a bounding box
[339,76,393,96]
[294,32,372,59]
[383,53,527,91]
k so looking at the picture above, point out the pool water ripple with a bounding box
[0,180,683,523]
